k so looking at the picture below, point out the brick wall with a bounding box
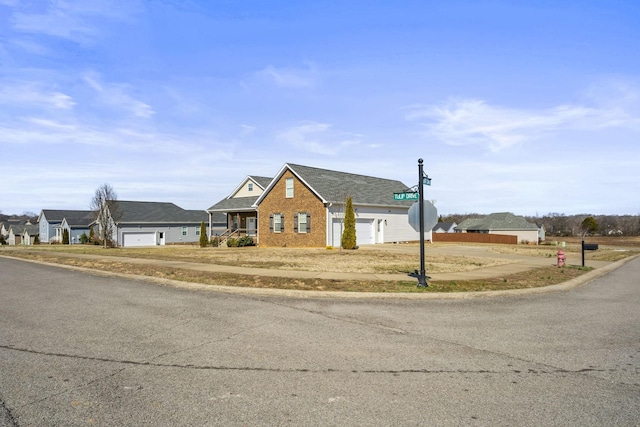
[257,170,327,247]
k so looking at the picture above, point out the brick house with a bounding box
[254,163,421,247]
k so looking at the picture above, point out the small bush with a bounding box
[226,236,254,247]
[80,232,89,244]
[237,236,255,247]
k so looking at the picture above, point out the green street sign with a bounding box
[394,192,420,201]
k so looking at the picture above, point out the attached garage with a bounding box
[331,218,375,247]
[355,219,374,245]
[331,219,343,247]
[122,232,156,247]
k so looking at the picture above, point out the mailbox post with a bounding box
[581,240,599,267]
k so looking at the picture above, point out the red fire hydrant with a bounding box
[557,250,566,267]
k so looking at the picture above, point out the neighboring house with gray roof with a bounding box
[101,200,223,247]
[21,224,40,245]
[8,223,38,245]
[206,175,273,241]
[60,211,96,244]
[432,222,457,233]
[251,163,424,247]
[456,212,540,244]
[38,210,94,243]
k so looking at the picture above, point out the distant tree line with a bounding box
[439,213,640,237]
[0,212,38,223]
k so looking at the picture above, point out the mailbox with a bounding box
[583,243,599,251]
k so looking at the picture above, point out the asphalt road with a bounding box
[1,257,639,426]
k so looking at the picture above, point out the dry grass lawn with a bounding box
[2,238,638,293]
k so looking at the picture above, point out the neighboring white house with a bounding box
[21,225,39,245]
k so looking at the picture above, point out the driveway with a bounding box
[1,256,638,426]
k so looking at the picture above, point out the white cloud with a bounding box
[10,0,141,44]
[84,73,155,118]
[240,124,256,136]
[277,121,361,155]
[256,64,318,89]
[0,82,75,109]
[407,95,640,152]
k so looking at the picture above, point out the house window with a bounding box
[285,178,294,198]
[248,183,253,192]
[182,226,188,236]
[295,212,311,233]
[271,213,283,233]
[196,227,200,236]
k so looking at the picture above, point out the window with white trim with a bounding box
[285,178,294,198]
[248,183,253,192]
[295,212,311,233]
[182,226,188,236]
[271,213,283,233]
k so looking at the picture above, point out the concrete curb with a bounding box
[2,253,638,300]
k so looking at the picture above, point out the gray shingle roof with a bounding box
[10,224,39,235]
[114,201,208,224]
[458,213,538,231]
[40,209,93,223]
[251,176,273,189]
[433,222,456,232]
[284,163,416,207]
[207,196,259,212]
[61,211,96,227]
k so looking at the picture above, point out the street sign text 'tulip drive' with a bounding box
[393,192,420,201]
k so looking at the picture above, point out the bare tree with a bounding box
[90,183,120,248]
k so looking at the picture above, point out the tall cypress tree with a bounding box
[341,196,357,249]
[199,221,208,247]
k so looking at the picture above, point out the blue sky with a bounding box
[2,0,639,216]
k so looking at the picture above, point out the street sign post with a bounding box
[406,158,435,287]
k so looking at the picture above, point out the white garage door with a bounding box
[122,232,156,247]
[356,219,374,245]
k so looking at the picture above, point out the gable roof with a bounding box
[60,211,96,227]
[226,175,273,198]
[251,176,273,189]
[458,213,538,231]
[21,224,39,236]
[256,163,416,208]
[112,201,208,224]
[39,209,93,224]
[432,222,456,232]
[9,224,38,235]
[207,195,260,212]
[207,175,273,212]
